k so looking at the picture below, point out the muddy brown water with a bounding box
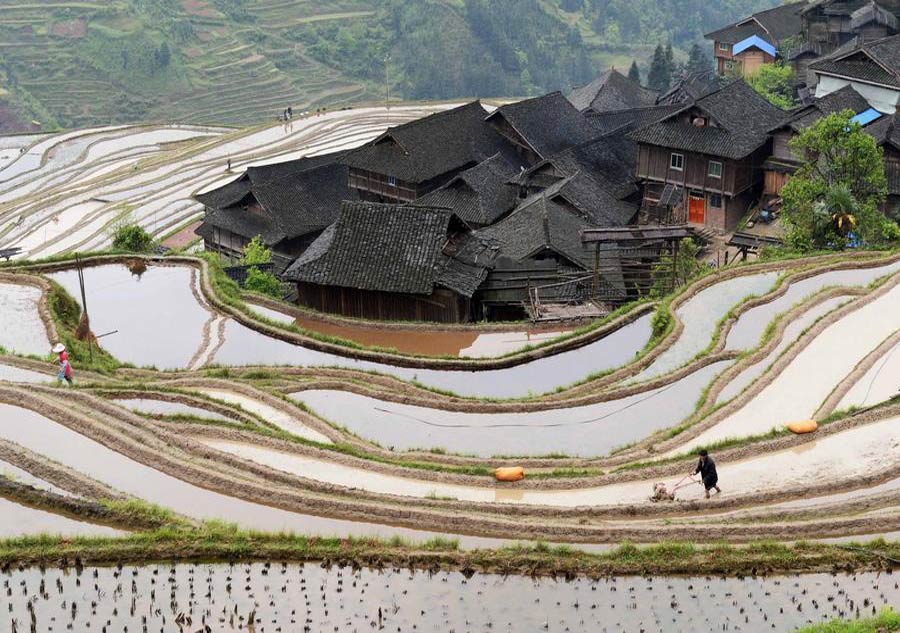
[250,301,571,358]
[50,263,653,397]
[3,564,898,632]
[0,403,506,548]
[112,397,232,422]
[290,361,731,457]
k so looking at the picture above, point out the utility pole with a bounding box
[384,54,391,123]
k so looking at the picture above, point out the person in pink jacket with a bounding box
[53,343,73,386]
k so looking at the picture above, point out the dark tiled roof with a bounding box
[412,153,523,226]
[705,2,807,44]
[567,69,659,113]
[194,174,252,209]
[775,85,871,131]
[628,80,786,159]
[656,71,725,106]
[283,202,490,297]
[479,195,597,270]
[811,34,900,86]
[196,157,358,245]
[340,102,512,183]
[586,104,683,135]
[486,92,597,158]
[865,111,900,147]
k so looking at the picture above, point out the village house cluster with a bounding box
[196,0,900,324]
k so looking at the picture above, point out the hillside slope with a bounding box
[0,0,780,132]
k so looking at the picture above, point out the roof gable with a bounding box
[567,69,659,113]
[341,101,513,183]
[628,80,786,159]
[486,92,597,159]
[283,201,490,296]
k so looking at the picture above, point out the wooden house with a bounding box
[763,85,871,196]
[861,112,900,217]
[567,69,659,114]
[809,33,900,112]
[340,101,513,204]
[628,80,785,232]
[512,130,640,227]
[484,91,598,165]
[476,194,626,318]
[283,202,494,323]
[802,0,900,52]
[706,3,807,76]
[194,152,357,273]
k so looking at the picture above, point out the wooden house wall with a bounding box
[636,145,741,195]
[764,170,791,196]
[735,50,776,76]
[348,167,419,202]
[884,146,900,196]
[772,130,797,161]
[296,283,470,323]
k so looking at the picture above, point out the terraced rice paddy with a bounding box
[0,106,455,258]
[0,110,898,628]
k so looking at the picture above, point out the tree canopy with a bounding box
[781,111,890,250]
[745,62,797,109]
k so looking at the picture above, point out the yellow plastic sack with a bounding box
[494,467,525,482]
[787,420,818,434]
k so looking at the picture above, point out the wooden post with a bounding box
[75,253,93,364]
[592,242,600,297]
[670,238,680,292]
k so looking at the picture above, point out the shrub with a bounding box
[112,223,154,252]
[244,266,282,298]
[240,235,272,266]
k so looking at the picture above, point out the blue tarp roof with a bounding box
[733,35,778,58]
[850,108,882,126]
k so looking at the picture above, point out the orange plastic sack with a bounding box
[787,420,818,434]
[494,467,525,482]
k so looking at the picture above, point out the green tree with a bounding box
[240,235,272,266]
[244,266,282,298]
[745,62,797,109]
[627,60,641,83]
[112,224,154,252]
[781,111,888,250]
[647,44,670,92]
[686,43,710,76]
[664,41,675,76]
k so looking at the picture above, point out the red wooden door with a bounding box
[688,195,705,224]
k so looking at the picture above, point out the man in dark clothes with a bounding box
[694,449,721,499]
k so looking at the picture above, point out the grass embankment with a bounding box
[46,279,123,374]
[0,528,897,577]
[796,610,900,632]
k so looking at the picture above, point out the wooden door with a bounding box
[688,194,705,224]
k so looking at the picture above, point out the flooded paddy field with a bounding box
[3,563,898,633]
[250,301,572,358]
[51,262,653,397]
[0,283,49,357]
[0,496,122,538]
[290,361,729,457]
[111,398,233,423]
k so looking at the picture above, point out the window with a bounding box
[708,193,723,209]
[387,175,397,186]
[670,153,684,171]
[708,161,723,178]
[719,43,730,52]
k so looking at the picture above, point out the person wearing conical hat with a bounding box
[52,343,73,386]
